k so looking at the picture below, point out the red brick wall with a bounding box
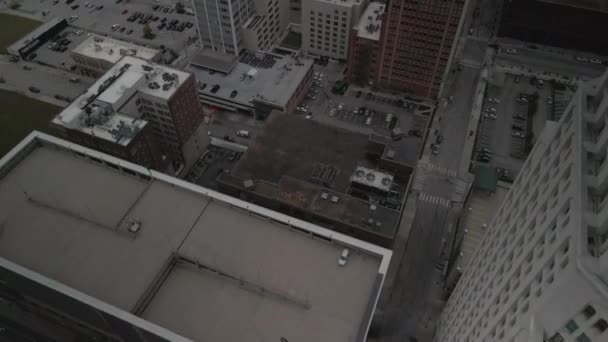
[168,75,204,148]
[377,0,464,99]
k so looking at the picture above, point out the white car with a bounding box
[590,59,603,64]
[329,109,336,116]
[296,106,308,113]
[337,103,344,111]
[385,113,393,123]
[505,48,518,54]
[338,248,350,266]
[68,15,78,22]
[365,117,372,125]
[236,130,250,138]
[576,56,589,62]
[353,107,359,115]
[484,113,497,120]
[487,98,500,104]
[486,107,497,113]
[111,24,120,31]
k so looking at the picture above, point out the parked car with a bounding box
[486,107,497,113]
[385,113,393,123]
[236,130,250,138]
[68,15,78,22]
[487,98,500,104]
[505,48,517,54]
[365,117,372,125]
[338,248,350,266]
[28,86,40,93]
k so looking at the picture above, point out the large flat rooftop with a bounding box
[0,132,391,342]
[227,113,403,239]
[188,52,312,109]
[72,34,159,64]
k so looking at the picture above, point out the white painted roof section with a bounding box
[350,166,394,193]
[356,2,384,41]
[318,0,362,6]
[72,34,159,64]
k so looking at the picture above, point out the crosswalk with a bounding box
[418,193,451,207]
[458,58,483,69]
[412,162,458,191]
[422,162,458,178]
[451,178,470,203]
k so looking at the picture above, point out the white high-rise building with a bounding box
[302,0,368,60]
[192,0,256,55]
[436,71,608,342]
[193,0,289,55]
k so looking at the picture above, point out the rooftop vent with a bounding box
[128,219,142,233]
[365,172,376,182]
[243,179,254,189]
[148,82,160,90]
[330,195,340,203]
[370,204,377,211]
[381,177,391,186]
[321,192,329,200]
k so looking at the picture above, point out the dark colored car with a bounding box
[28,86,40,93]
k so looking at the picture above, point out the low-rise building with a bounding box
[217,112,416,248]
[7,18,68,59]
[71,35,160,78]
[346,2,384,86]
[52,56,207,173]
[189,51,313,119]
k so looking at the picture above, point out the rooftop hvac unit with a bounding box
[370,204,377,211]
[330,195,340,203]
[320,192,329,200]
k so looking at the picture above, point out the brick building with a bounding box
[346,2,385,86]
[377,0,466,99]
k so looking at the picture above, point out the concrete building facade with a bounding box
[435,71,608,342]
[345,2,384,86]
[377,0,466,99]
[193,0,289,55]
[302,0,368,61]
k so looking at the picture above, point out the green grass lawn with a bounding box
[0,90,61,158]
[0,13,42,53]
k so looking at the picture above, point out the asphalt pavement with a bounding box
[9,0,198,52]
[0,56,90,105]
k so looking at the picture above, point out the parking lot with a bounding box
[25,26,90,71]
[13,0,198,52]
[473,73,554,181]
[185,146,243,189]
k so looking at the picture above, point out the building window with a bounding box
[583,305,597,319]
[565,320,579,334]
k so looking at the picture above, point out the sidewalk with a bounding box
[458,67,487,177]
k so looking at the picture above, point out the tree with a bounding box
[143,23,153,39]
[175,1,185,13]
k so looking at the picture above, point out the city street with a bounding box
[0,56,90,105]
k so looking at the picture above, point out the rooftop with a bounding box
[72,34,159,65]
[228,113,402,238]
[7,17,63,52]
[356,2,385,41]
[52,56,190,145]
[0,132,391,342]
[189,51,313,109]
[315,0,363,7]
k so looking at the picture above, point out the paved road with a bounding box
[496,47,605,79]
[0,56,90,105]
[371,37,482,342]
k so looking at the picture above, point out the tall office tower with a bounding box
[289,0,301,23]
[377,0,465,99]
[192,0,256,55]
[302,0,369,61]
[193,0,289,55]
[435,71,608,342]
